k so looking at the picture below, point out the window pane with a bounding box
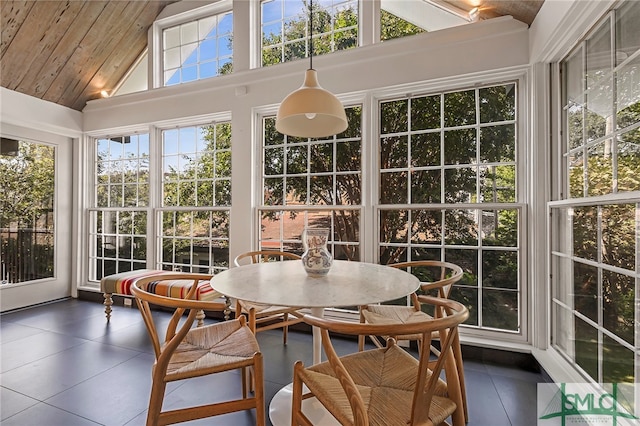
[585,79,612,143]
[601,204,635,271]
[0,140,55,284]
[411,95,440,130]
[444,90,476,127]
[260,106,361,256]
[444,129,476,165]
[446,249,478,287]
[444,167,475,203]
[602,270,634,345]
[410,170,441,203]
[162,123,231,207]
[615,0,640,64]
[410,210,442,244]
[482,289,518,331]
[261,0,358,67]
[483,251,518,289]
[451,286,478,326]
[480,165,515,203]
[575,317,599,380]
[568,150,585,198]
[380,8,425,42]
[381,135,408,168]
[617,128,640,192]
[380,0,477,37]
[381,99,408,133]
[563,48,585,150]
[586,140,613,196]
[482,209,518,247]
[411,132,440,166]
[380,171,407,204]
[615,54,640,130]
[586,19,611,90]
[480,124,515,163]
[479,84,516,123]
[574,262,598,322]
[444,210,478,245]
[602,335,635,384]
[573,206,597,261]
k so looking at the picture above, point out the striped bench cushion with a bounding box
[100,269,221,301]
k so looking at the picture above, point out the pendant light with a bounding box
[275,0,348,138]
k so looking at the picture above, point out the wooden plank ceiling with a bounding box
[0,0,177,111]
[0,0,543,112]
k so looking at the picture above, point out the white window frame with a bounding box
[84,113,232,285]
[372,74,529,342]
[150,0,233,89]
[252,69,531,340]
[548,0,640,386]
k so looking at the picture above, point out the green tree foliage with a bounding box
[566,103,638,383]
[161,124,231,270]
[0,142,55,282]
[380,9,425,41]
[262,1,358,67]
[260,9,521,329]
[0,142,54,228]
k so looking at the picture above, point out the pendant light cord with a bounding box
[309,0,313,70]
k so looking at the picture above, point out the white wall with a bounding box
[1,87,82,138]
[82,16,529,131]
[0,88,82,310]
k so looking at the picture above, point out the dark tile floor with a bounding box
[1,298,546,425]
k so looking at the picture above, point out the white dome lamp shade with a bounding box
[275,69,348,138]
[275,0,347,138]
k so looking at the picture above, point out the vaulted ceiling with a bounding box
[0,0,544,112]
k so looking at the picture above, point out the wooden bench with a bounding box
[100,269,230,326]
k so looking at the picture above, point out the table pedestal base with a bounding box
[269,383,340,426]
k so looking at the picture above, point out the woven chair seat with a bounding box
[238,300,302,317]
[361,304,434,341]
[292,295,468,426]
[165,319,261,381]
[301,344,454,426]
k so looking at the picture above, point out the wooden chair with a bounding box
[292,295,469,426]
[130,273,265,426]
[233,250,305,344]
[358,260,467,422]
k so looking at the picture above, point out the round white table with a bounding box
[210,259,420,425]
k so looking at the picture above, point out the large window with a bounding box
[160,123,231,273]
[162,8,233,86]
[0,139,55,284]
[380,0,474,41]
[378,84,522,333]
[261,0,358,67]
[90,134,149,279]
[89,121,232,281]
[551,0,640,385]
[259,107,362,259]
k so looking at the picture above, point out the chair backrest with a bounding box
[234,250,301,267]
[303,295,468,425]
[390,260,463,299]
[130,273,225,359]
